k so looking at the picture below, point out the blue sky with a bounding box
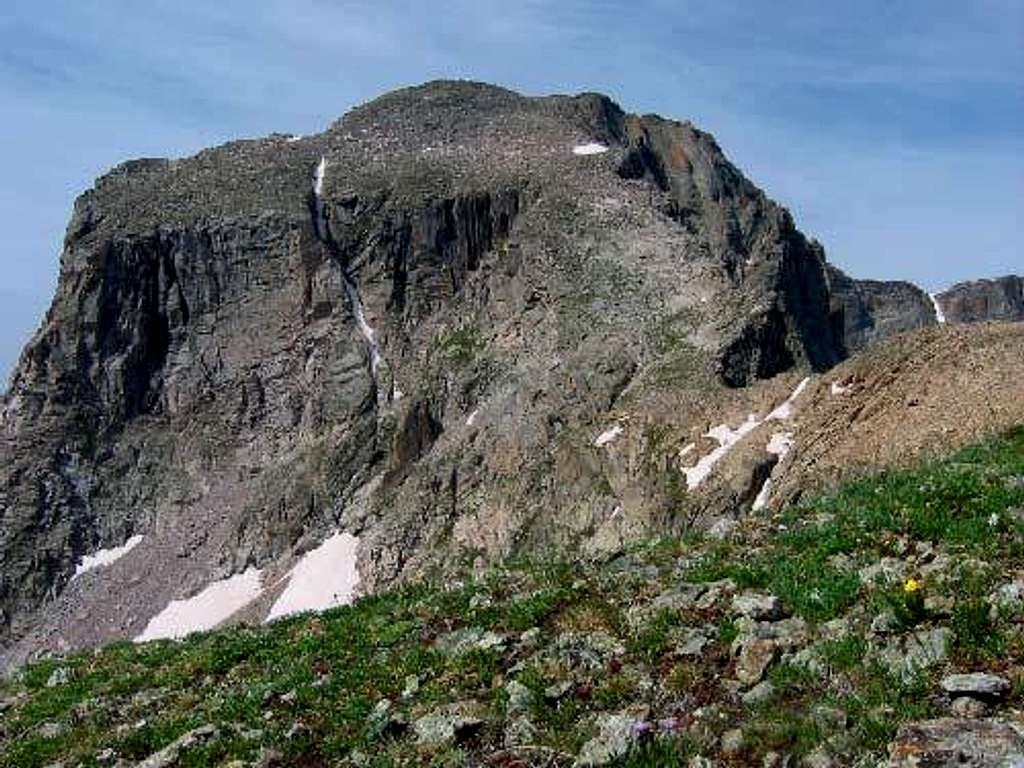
[2,1,1022,384]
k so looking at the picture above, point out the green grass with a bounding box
[2,427,1022,767]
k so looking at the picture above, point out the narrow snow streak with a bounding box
[313,156,327,196]
[344,279,382,377]
[73,535,144,579]
[683,415,760,490]
[929,293,947,324]
[135,568,263,642]
[311,155,382,382]
[267,532,361,622]
[573,142,609,156]
[766,377,811,421]
[752,478,774,512]
[684,377,811,491]
[594,424,624,447]
[466,409,480,427]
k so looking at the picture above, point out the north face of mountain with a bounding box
[0,81,849,661]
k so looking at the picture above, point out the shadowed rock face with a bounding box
[1,81,850,661]
[935,275,1024,324]
[825,265,936,353]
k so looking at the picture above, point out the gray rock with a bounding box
[871,610,901,635]
[802,747,835,768]
[888,717,1024,767]
[413,704,484,747]
[732,592,787,621]
[787,646,827,678]
[826,264,937,353]
[505,680,534,716]
[677,627,714,656]
[936,276,1024,324]
[735,638,777,686]
[990,580,1024,619]
[875,627,951,680]
[575,714,639,767]
[544,680,573,702]
[941,673,1011,699]
[950,696,989,719]
[504,715,538,747]
[858,558,907,587]
[46,666,72,688]
[708,518,738,540]
[721,728,745,756]
[627,585,706,629]
[435,628,506,657]
[137,724,219,768]
[742,680,776,706]
[36,721,67,739]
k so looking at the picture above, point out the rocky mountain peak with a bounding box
[0,81,1019,670]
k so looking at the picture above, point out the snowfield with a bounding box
[266,532,361,622]
[135,568,263,642]
[73,535,144,580]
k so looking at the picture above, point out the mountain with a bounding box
[0,81,1020,669]
[934,275,1024,324]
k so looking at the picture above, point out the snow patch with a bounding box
[766,431,794,457]
[767,377,811,421]
[73,535,144,579]
[679,443,696,459]
[831,381,852,396]
[466,409,480,427]
[287,134,304,143]
[683,377,811,491]
[594,424,624,447]
[266,532,360,622]
[344,279,382,378]
[313,156,327,196]
[136,568,263,642]
[683,415,760,490]
[929,293,946,324]
[573,142,609,156]
[752,478,774,512]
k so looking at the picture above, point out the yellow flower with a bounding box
[903,578,921,594]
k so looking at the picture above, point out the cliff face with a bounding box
[935,275,1024,324]
[825,265,936,353]
[1,81,849,660]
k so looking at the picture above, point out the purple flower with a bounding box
[657,717,681,732]
[630,720,654,737]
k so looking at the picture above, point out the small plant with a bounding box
[881,578,929,631]
[951,599,1004,661]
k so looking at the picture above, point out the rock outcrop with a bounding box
[825,265,936,353]
[935,275,1024,324]
[0,81,847,662]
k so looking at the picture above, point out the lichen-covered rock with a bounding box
[413,702,485,747]
[575,713,640,767]
[887,717,1024,767]
[941,673,1011,700]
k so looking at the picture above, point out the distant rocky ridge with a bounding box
[0,80,1021,666]
[826,267,1023,354]
[934,275,1023,325]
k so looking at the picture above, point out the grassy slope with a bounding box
[2,428,1023,767]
